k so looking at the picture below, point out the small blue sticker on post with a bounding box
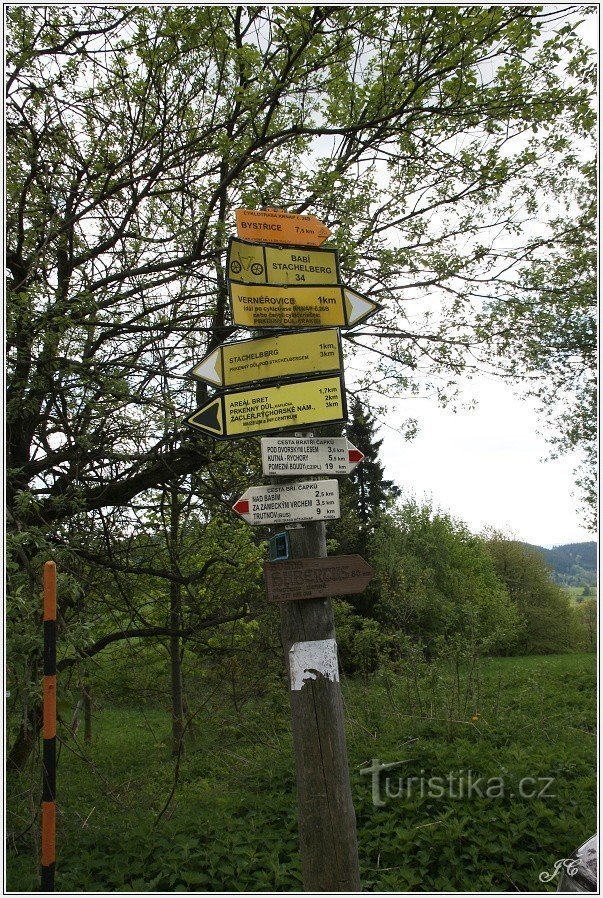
[269,532,290,561]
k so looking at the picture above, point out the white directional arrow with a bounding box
[344,288,381,327]
[261,437,364,476]
[190,347,222,386]
[232,479,340,525]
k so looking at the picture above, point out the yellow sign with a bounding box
[227,237,339,285]
[184,375,347,439]
[236,208,331,246]
[229,280,381,329]
[190,329,343,388]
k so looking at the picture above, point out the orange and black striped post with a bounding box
[41,561,57,891]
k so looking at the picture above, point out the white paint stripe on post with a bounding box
[289,638,339,690]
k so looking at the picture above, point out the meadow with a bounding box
[565,586,597,604]
[7,653,595,892]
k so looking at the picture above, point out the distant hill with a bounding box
[523,541,597,587]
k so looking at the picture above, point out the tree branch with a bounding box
[57,608,253,672]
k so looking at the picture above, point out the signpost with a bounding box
[184,375,347,439]
[261,436,364,476]
[232,479,340,526]
[264,555,375,602]
[190,329,343,388]
[184,209,373,892]
[278,520,361,890]
[229,280,381,329]
[236,208,331,246]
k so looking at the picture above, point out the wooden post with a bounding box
[83,683,92,744]
[279,518,361,891]
[169,481,185,757]
[41,561,57,891]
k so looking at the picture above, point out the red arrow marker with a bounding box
[348,449,364,464]
[233,499,250,515]
[232,481,340,525]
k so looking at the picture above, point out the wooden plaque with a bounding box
[264,555,375,602]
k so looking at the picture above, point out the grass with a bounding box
[564,585,597,605]
[7,653,596,892]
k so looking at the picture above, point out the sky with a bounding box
[376,376,593,549]
[372,10,597,550]
[269,7,596,549]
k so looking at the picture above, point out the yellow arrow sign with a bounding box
[190,329,343,388]
[184,375,347,439]
[227,237,340,285]
[229,280,381,329]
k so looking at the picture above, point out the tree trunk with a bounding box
[182,695,196,746]
[83,683,92,743]
[170,582,185,757]
[71,697,83,735]
[169,482,185,757]
[8,703,42,771]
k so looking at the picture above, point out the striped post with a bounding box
[41,561,56,891]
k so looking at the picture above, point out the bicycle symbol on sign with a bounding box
[230,256,264,277]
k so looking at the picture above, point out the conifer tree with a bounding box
[345,399,401,530]
[330,399,401,601]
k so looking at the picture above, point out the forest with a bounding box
[527,542,597,588]
[6,5,596,892]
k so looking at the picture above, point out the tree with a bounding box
[345,398,401,528]
[371,502,521,657]
[478,157,596,527]
[329,398,401,570]
[329,398,401,617]
[575,598,596,652]
[483,534,577,654]
[7,6,595,536]
[6,4,595,763]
